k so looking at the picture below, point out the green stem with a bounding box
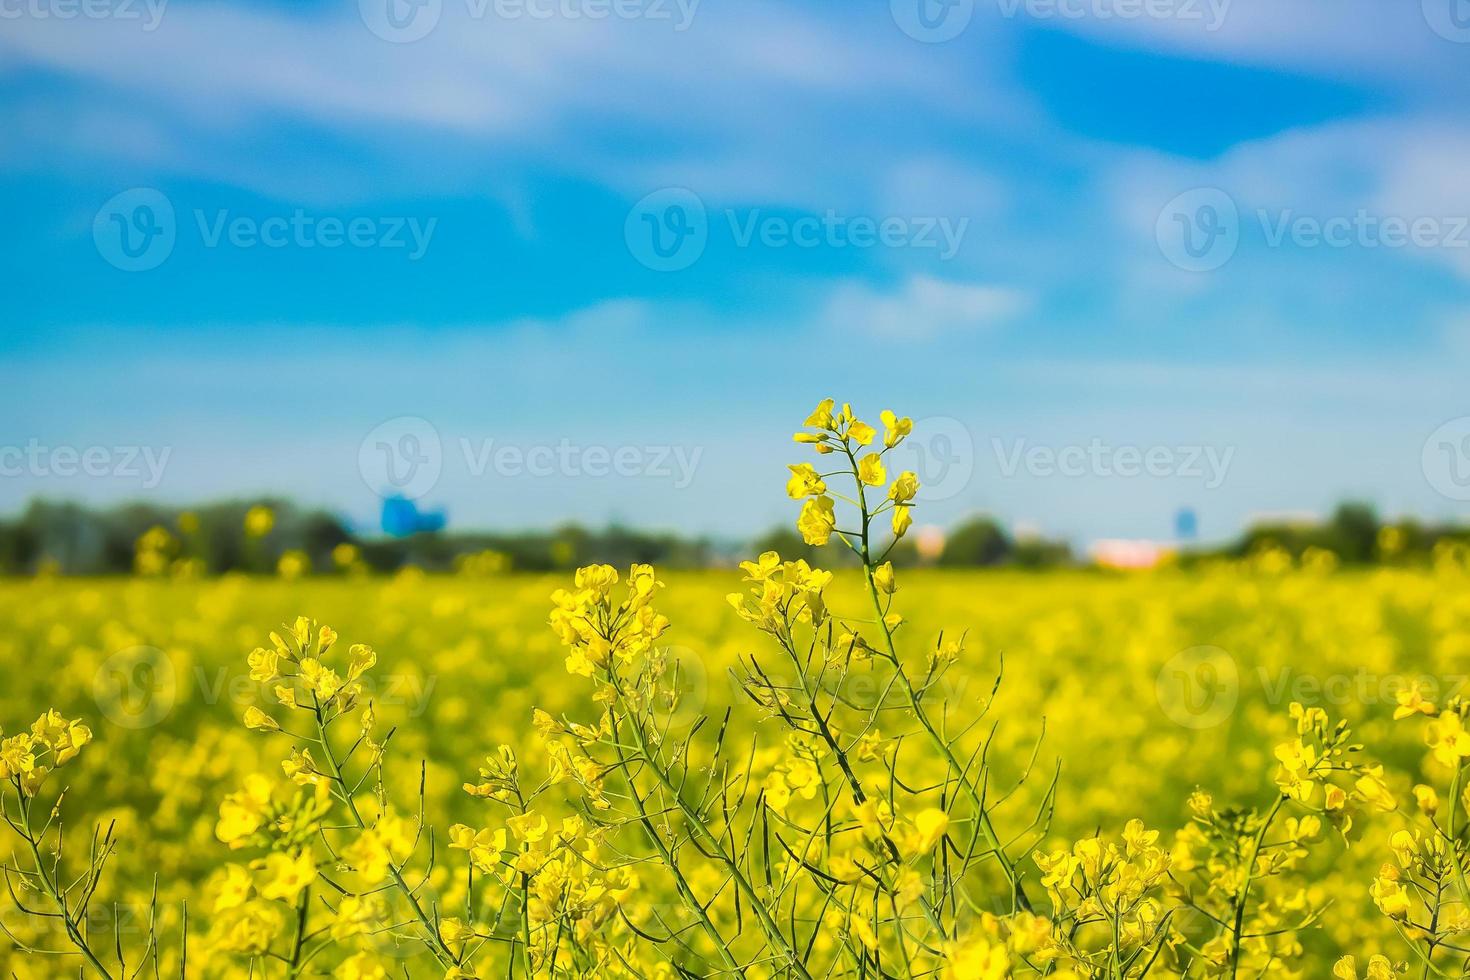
[841,439,1034,914]
[610,733,743,974]
[518,871,534,978]
[772,629,951,940]
[310,702,457,969]
[1420,877,1440,980]
[1227,794,1284,979]
[18,796,117,980]
[1448,765,1470,905]
[285,885,310,977]
[613,677,814,980]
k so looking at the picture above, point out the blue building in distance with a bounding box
[380,495,447,537]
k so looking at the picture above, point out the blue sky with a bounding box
[3,0,1470,543]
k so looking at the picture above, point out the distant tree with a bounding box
[883,537,924,568]
[0,517,36,573]
[1012,537,1073,569]
[1325,502,1379,564]
[938,517,1012,567]
[1233,502,1382,564]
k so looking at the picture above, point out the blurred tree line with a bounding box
[752,517,1073,570]
[0,499,716,575]
[1204,502,1470,566]
[0,498,1463,576]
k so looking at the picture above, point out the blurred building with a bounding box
[1089,539,1175,570]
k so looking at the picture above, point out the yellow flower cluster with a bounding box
[0,708,91,793]
[790,399,919,545]
[727,550,833,635]
[549,563,669,677]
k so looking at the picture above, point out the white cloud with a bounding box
[1373,128,1470,280]
[0,0,1018,210]
[1104,116,1470,292]
[1005,0,1464,98]
[819,275,1032,339]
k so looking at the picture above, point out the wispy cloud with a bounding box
[820,276,1032,340]
[0,1,1014,208]
[1016,0,1467,99]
